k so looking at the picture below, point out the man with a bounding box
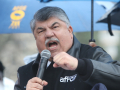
[14,6,120,90]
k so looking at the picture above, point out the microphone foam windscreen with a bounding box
[41,50,51,59]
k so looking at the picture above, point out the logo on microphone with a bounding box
[60,74,77,83]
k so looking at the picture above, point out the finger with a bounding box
[53,52,65,65]
[26,78,42,90]
[31,83,43,90]
[30,77,43,84]
[53,53,68,69]
[53,55,61,63]
[28,77,48,87]
[54,59,68,70]
[53,52,65,61]
[31,87,42,90]
[26,78,48,90]
[53,63,60,68]
[28,87,40,90]
[53,58,62,67]
[42,80,48,86]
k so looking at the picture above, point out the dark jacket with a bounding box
[14,36,120,90]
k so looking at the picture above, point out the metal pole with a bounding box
[89,0,95,42]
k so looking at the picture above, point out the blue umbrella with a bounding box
[0,0,119,41]
[40,0,120,41]
[0,0,109,33]
[97,1,120,36]
[0,0,45,34]
[40,0,119,2]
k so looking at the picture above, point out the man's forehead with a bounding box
[35,18,62,27]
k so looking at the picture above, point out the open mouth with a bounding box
[47,41,58,49]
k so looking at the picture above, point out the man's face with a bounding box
[33,17,73,58]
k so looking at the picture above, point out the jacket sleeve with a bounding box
[14,72,21,90]
[86,48,120,90]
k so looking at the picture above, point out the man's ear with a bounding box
[68,26,73,39]
[68,25,73,34]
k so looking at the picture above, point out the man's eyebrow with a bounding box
[37,27,44,30]
[36,22,59,30]
[51,22,59,27]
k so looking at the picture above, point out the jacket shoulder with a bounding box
[80,44,101,58]
[18,61,34,74]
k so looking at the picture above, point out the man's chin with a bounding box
[51,51,59,58]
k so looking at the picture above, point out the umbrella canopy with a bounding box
[0,0,45,34]
[0,0,116,34]
[97,1,120,35]
[40,0,120,2]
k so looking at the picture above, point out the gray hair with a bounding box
[30,6,70,33]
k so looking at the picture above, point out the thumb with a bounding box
[53,63,59,68]
[42,80,48,86]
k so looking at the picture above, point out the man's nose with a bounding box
[45,29,54,38]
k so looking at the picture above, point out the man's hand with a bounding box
[53,52,78,70]
[89,42,97,47]
[26,77,48,90]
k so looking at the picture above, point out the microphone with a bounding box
[36,50,51,79]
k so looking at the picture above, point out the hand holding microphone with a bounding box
[26,50,51,90]
[26,50,78,90]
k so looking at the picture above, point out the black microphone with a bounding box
[36,50,51,79]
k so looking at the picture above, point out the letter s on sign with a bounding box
[10,10,25,20]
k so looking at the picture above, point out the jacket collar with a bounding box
[67,35,81,59]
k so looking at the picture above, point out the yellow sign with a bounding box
[9,6,27,29]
